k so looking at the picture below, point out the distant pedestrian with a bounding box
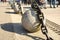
[22,0,27,4]
[49,0,56,8]
[16,0,20,5]
[1,0,6,2]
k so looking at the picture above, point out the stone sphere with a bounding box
[14,3,19,13]
[11,3,19,13]
[22,9,41,32]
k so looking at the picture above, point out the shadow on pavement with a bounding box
[1,23,45,40]
[5,12,16,14]
[1,23,14,32]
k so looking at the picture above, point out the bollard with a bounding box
[22,9,41,32]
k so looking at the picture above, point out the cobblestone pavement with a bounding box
[0,2,60,40]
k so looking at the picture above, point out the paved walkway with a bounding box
[0,3,15,40]
[0,2,60,40]
[41,6,60,25]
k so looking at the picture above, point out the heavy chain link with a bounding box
[31,0,53,40]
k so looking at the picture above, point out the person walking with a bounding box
[1,0,6,2]
[49,0,56,8]
[16,0,20,5]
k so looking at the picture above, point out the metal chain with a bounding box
[31,0,53,40]
[37,8,53,40]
